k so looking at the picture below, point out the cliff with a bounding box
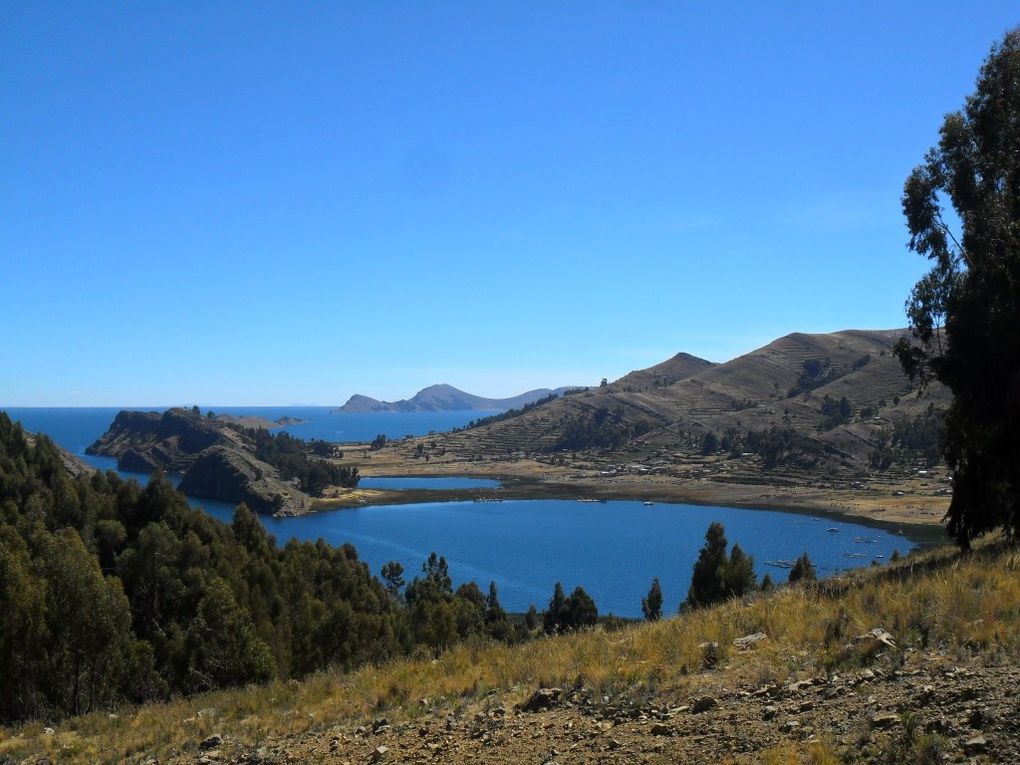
[178,445,311,515]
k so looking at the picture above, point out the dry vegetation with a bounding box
[4,537,1018,764]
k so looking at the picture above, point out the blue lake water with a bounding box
[2,406,930,617]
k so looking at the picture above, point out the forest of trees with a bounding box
[238,427,359,495]
[0,414,539,724]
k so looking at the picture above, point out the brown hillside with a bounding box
[431,329,948,469]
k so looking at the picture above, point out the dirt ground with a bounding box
[317,443,950,533]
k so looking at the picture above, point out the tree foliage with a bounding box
[896,28,1020,547]
[641,577,663,621]
[0,414,526,724]
[788,552,817,584]
[685,522,758,609]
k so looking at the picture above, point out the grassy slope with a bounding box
[4,538,1018,764]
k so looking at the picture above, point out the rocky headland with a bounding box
[87,408,323,514]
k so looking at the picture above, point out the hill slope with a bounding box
[6,539,1018,764]
[334,384,580,413]
[428,329,947,470]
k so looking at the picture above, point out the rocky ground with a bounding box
[157,649,1016,765]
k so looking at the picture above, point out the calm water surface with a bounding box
[3,406,927,617]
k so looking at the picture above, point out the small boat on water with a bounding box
[827,527,840,533]
[643,501,655,506]
[577,498,606,503]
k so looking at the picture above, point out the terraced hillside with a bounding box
[431,329,948,470]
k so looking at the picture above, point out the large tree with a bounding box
[897,27,1020,547]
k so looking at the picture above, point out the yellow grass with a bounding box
[3,539,1019,764]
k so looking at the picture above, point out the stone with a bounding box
[762,705,778,721]
[870,713,900,729]
[963,735,987,755]
[520,688,563,713]
[854,628,897,649]
[650,723,673,736]
[371,745,389,762]
[200,734,224,750]
[781,719,800,733]
[691,696,718,713]
[733,632,768,650]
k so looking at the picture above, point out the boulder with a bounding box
[691,696,718,714]
[733,632,768,650]
[520,688,563,713]
[854,627,897,649]
[199,734,224,750]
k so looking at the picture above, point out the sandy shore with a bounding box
[317,445,950,539]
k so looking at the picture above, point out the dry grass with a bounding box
[3,538,1019,764]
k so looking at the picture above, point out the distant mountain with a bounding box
[333,384,581,413]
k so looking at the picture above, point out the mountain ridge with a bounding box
[334,383,582,413]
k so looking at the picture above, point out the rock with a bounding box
[371,718,391,734]
[854,627,897,650]
[762,705,778,721]
[733,632,768,650]
[799,701,814,713]
[963,735,987,755]
[691,696,718,713]
[371,745,389,762]
[520,688,563,713]
[871,712,900,729]
[699,641,720,668]
[200,734,224,749]
[781,719,800,733]
[650,723,673,736]
[180,445,311,515]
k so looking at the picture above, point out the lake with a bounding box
[3,406,928,617]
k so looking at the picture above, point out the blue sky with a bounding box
[3,2,1017,406]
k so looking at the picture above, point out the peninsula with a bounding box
[87,407,357,514]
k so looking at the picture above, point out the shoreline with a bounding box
[311,473,947,548]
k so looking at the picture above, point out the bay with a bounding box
[2,406,928,617]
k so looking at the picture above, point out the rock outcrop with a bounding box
[179,446,311,515]
[88,408,319,515]
[87,409,232,473]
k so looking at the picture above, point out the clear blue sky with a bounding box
[3,2,1017,406]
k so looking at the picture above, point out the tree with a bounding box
[543,582,567,634]
[641,577,663,621]
[897,28,1020,547]
[381,561,405,598]
[721,543,757,597]
[686,522,728,608]
[788,553,816,584]
[563,587,598,631]
[701,431,719,455]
